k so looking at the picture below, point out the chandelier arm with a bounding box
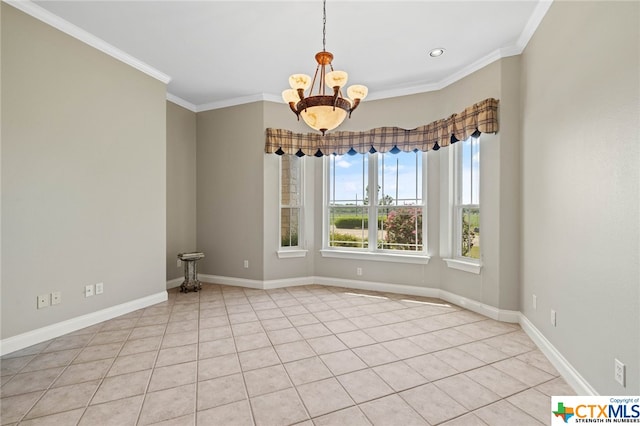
[349,98,362,117]
[309,63,321,100]
[288,102,299,117]
[327,62,344,99]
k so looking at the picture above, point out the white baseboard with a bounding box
[313,276,440,299]
[0,291,168,357]
[167,277,183,289]
[198,274,264,290]
[519,314,597,396]
[439,290,521,323]
[264,276,316,290]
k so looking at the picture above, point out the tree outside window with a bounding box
[455,137,480,260]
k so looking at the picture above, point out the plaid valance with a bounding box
[265,98,499,156]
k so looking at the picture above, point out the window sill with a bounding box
[277,249,308,259]
[444,258,482,274]
[320,249,430,265]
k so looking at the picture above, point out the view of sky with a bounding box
[328,137,480,206]
[460,138,480,205]
[329,151,422,205]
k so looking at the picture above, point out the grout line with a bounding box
[227,288,258,426]
[133,294,175,425]
[193,289,202,426]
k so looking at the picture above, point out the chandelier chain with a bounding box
[322,0,326,51]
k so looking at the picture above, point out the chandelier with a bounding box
[282,0,368,135]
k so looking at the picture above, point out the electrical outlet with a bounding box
[614,359,626,387]
[532,294,537,310]
[177,259,182,268]
[51,291,61,305]
[37,294,50,309]
[356,267,363,276]
[85,284,94,297]
[95,282,104,295]
[550,309,557,327]
[244,260,249,268]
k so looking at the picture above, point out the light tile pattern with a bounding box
[0,284,574,425]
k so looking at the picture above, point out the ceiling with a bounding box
[24,1,551,111]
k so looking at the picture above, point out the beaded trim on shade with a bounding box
[266,98,499,157]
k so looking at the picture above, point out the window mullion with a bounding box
[368,153,378,252]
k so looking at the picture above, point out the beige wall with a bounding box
[196,103,265,280]
[166,101,197,281]
[1,4,167,339]
[520,1,639,394]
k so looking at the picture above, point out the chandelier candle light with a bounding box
[282,0,368,135]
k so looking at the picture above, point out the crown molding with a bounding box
[4,0,171,84]
[516,0,554,51]
[166,93,197,112]
[196,93,282,113]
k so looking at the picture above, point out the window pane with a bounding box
[471,138,480,205]
[378,151,422,206]
[379,206,423,251]
[280,207,300,247]
[460,138,479,205]
[280,155,303,248]
[329,206,368,248]
[330,154,368,206]
[461,207,480,259]
[281,155,302,207]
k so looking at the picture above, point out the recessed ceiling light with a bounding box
[429,48,445,58]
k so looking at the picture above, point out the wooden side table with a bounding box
[177,252,205,293]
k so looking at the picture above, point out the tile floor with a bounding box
[0,283,575,425]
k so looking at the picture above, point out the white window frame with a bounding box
[321,151,429,265]
[278,155,307,258]
[445,137,481,273]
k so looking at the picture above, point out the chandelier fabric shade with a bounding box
[266,98,499,157]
